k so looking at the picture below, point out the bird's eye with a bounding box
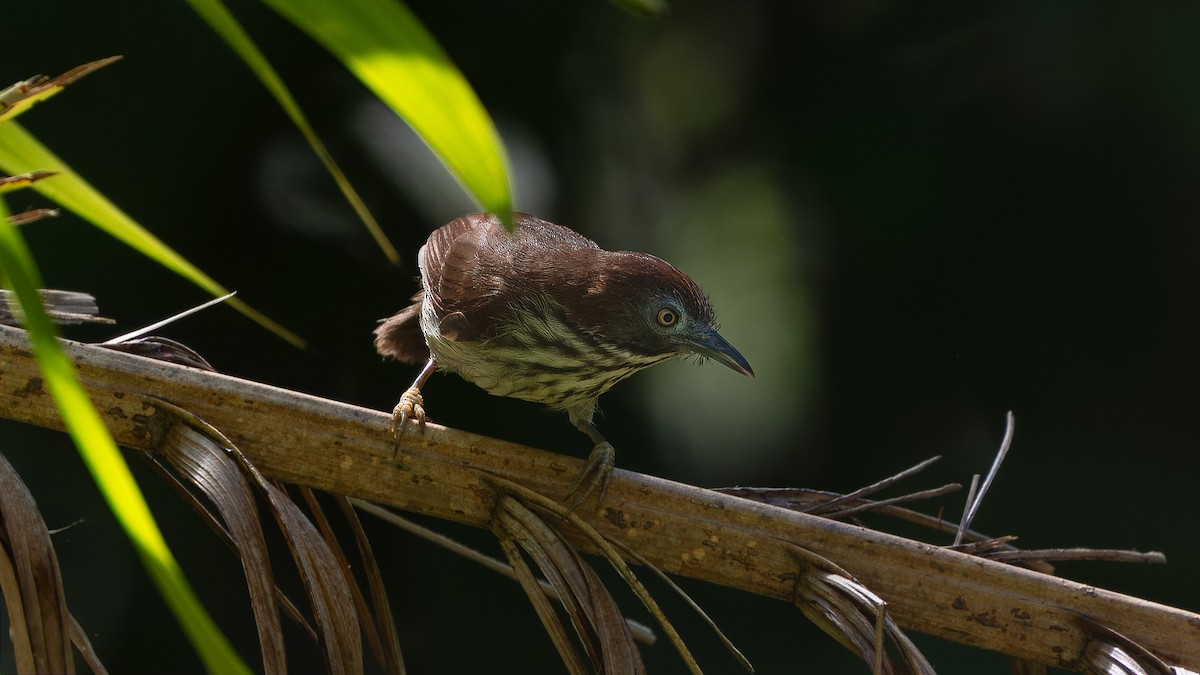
[656,308,679,327]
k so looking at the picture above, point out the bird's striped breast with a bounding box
[421,295,673,413]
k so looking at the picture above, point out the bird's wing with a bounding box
[420,212,602,342]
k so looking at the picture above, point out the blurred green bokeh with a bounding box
[3,1,1199,673]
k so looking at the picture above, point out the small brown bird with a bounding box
[375,212,753,510]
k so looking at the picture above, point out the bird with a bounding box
[375,212,753,511]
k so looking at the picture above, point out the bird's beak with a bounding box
[689,328,754,378]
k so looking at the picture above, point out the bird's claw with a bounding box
[390,387,426,450]
[563,441,615,515]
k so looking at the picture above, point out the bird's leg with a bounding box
[391,357,436,451]
[564,418,615,514]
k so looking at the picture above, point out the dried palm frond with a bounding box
[4,324,1200,671]
[301,488,405,674]
[1076,615,1193,675]
[102,337,215,370]
[5,208,59,226]
[352,498,659,646]
[485,477,755,674]
[148,401,409,675]
[0,450,107,674]
[788,545,935,675]
[493,493,645,674]
[0,170,59,193]
[0,290,113,326]
[156,421,288,675]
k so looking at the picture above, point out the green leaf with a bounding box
[0,198,252,675]
[0,120,304,347]
[257,0,514,229]
[184,0,401,264]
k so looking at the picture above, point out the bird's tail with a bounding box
[374,290,428,363]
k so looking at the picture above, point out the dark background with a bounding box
[3,1,1199,672]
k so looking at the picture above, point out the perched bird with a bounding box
[375,212,753,510]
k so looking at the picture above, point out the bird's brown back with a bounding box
[374,212,603,362]
[418,212,604,343]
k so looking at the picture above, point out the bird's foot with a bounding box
[563,441,615,515]
[390,386,426,451]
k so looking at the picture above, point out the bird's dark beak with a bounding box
[689,328,754,378]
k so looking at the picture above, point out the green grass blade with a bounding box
[0,120,304,347]
[185,0,401,265]
[258,0,513,229]
[0,198,252,675]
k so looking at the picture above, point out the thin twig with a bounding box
[102,291,237,344]
[954,474,981,547]
[815,484,962,519]
[956,411,1016,545]
[987,549,1167,565]
[810,456,944,514]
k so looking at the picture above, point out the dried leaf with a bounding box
[259,483,362,673]
[0,57,121,123]
[789,546,935,675]
[152,407,363,674]
[299,488,405,675]
[6,207,59,226]
[0,289,114,326]
[611,541,752,672]
[352,497,659,647]
[0,520,35,671]
[495,527,590,675]
[493,494,644,674]
[0,170,58,193]
[159,423,287,675]
[68,614,110,675]
[140,450,318,642]
[334,495,406,674]
[0,450,75,673]
[1077,615,1180,675]
[487,479,705,674]
[102,337,215,371]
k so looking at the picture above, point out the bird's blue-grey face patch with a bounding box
[685,325,754,378]
[638,290,751,378]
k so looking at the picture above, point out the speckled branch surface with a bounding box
[1,324,1197,671]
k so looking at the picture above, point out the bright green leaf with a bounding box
[0,198,252,675]
[258,0,514,229]
[0,120,304,347]
[185,0,401,264]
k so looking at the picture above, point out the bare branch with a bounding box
[2,324,1198,672]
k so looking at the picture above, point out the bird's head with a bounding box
[574,251,754,378]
